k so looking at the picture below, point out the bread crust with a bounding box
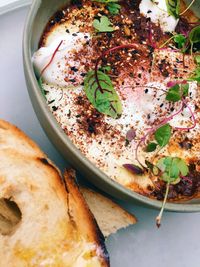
[0,119,110,266]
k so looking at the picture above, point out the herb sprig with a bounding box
[93,15,114,32]
[146,124,171,152]
[84,70,122,118]
[92,0,121,15]
[156,156,189,227]
[165,0,180,19]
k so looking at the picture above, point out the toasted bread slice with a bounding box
[63,170,137,237]
[80,187,137,237]
[0,119,109,267]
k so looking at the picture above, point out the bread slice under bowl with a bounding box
[0,119,109,267]
[79,186,137,238]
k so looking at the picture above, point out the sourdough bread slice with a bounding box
[80,187,137,237]
[0,119,109,267]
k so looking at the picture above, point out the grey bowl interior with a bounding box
[23,0,200,212]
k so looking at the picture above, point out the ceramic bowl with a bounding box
[23,0,200,211]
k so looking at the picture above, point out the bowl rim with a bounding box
[23,0,200,212]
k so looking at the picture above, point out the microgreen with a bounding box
[182,83,189,96]
[38,77,47,99]
[99,65,112,72]
[92,0,119,3]
[145,160,160,176]
[157,157,189,182]
[165,0,180,19]
[190,56,200,83]
[93,15,114,32]
[166,84,181,102]
[166,83,189,102]
[145,123,171,160]
[123,164,144,175]
[189,25,200,44]
[173,34,187,49]
[107,2,121,15]
[146,142,158,152]
[195,55,200,65]
[189,25,200,54]
[84,70,122,118]
[155,124,172,148]
[92,0,121,15]
[190,67,200,82]
[90,43,138,119]
[156,156,189,227]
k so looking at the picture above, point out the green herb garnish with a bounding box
[155,124,172,148]
[146,124,171,152]
[195,55,200,65]
[93,15,114,32]
[107,2,121,14]
[92,0,121,15]
[190,67,200,83]
[173,34,187,49]
[146,142,158,152]
[84,70,122,118]
[99,65,112,72]
[156,156,189,227]
[38,77,47,99]
[166,84,181,102]
[166,83,189,102]
[190,55,200,82]
[189,25,200,55]
[165,0,180,18]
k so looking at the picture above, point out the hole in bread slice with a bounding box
[0,198,22,235]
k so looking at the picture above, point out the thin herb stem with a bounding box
[134,101,184,167]
[156,182,170,228]
[159,36,174,49]
[180,0,196,16]
[174,99,196,130]
[40,40,63,77]
[95,44,139,92]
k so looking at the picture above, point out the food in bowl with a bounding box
[32,0,200,210]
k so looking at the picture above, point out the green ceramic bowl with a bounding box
[23,0,200,211]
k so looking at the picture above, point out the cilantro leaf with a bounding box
[173,34,187,49]
[155,124,171,148]
[165,0,180,18]
[84,70,122,118]
[93,16,114,32]
[166,84,181,102]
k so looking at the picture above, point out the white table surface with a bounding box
[1,3,200,267]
